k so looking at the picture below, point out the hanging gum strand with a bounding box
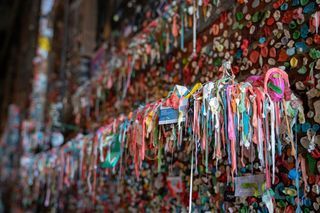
[282,99,296,157]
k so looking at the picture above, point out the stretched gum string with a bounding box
[194,98,201,144]
[216,112,222,159]
[316,11,319,34]
[299,154,308,193]
[59,154,65,191]
[132,124,139,178]
[221,113,226,153]
[215,87,223,158]
[180,10,184,49]
[205,121,208,173]
[66,155,71,186]
[92,137,98,203]
[172,15,178,38]
[81,142,86,180]
[241,144,245,167]
[269,100,276,184]
[258,118,265,167]
[227,86,237,179]
[252,99,258,144]
[122,57,134,99]
[258,89,266,166]
[295,114,301,211]
[223,90,231,165]
[264,130,271,189]
[256,88,264,118]
[193,0,196,54]
[98,131,104,163]
[188,148,194,213]
[264,99,272,188]
[118,127,125,180]
[201,109,206,150]
[142,112,146,161]
[44,185,51,206]
[283,99,296,157]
